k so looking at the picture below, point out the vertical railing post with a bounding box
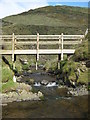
[59,35,61,49]
[61,33,63,61]
[12,33,15,70]
[58,35,61,69]
[36,33,39,70]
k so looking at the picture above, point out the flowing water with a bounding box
[2,67,89,118]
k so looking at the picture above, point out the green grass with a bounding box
[2,65,14,83]
[78,70,89,84]
[2,5,88,35]
[3,6,88,27]
[44,59,57,71]
[2,81,17,93]
[2,63,18,93]
[73,40,89,61]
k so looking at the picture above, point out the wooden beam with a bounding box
[12,33,15,62]
[59,35,61,49]
[15,36,17,50]
[58,54,61,69]
[36,33,39,70]
[36,55,38,70]
[37,33,39,60]
[12,33,15,70]
[0,35,84,40]
[0,49,75,55]
[61,33,63,61]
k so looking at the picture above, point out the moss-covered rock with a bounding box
[44,59,57,72]
[59,59,88,86]
[2,65,14,83]
[73,40,89,61]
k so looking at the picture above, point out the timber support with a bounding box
[58,54,61,69]
[36,33,39,70]
[61,33,63,61]
[12,33,16,70]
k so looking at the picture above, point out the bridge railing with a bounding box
[0,33,84,70]
[0,34,84,47]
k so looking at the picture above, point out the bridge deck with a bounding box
[0,49,75,55]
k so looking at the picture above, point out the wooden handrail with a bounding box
[1,33,84,70]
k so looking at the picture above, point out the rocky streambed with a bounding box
[1,69,89,105]
[1,83,43,105]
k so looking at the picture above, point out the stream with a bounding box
[2,67,89,118]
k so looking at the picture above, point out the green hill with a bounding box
[2,5,88,35]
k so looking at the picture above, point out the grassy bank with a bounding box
[2,62,17,93]
[44,38,89,87]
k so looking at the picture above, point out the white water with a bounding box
[34,82,41,87]
[34,82,58,87]
[46,82,58,87]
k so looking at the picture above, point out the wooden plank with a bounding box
[0,49,75,55]
[63,35,84,39]
[2,40,81,46]
[61,33,63,60]
[59,35,61,49]
[37,33,39,60]
[0,50,12,54]
[15,36,17,50]
[12,33,15,62]
[16,35,37,39]
[58,54,61,69]
[0,35,84,40]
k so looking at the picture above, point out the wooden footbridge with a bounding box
[0,32,86,70]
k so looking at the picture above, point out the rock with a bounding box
[28,70,32,73]
[68,85,88,96]
[40,80,48,85]
[29,79,34,84]
[70,80,76,88]
[56,87,69,97]
[80,68,85,72]
[86,60,90,68]
[81,61,86,65]
[17,83,32,92]
[38,91,43,97]
[39,65,44,68]
[58,80,64,85]
[19,58,28,65]
[77,68,80,75]
[17,76,22,82]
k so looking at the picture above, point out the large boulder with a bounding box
[16,83,32,92]
[40,80,48,85]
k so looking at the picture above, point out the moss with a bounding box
[73,40,89,61]
[39,95,45,101]
[69,71,76,81]
[60,59,89,85]
[22,64,29,70]
[44,59,57,72]
[60,60,77,82]
[2,65,14,83]
[77,70,89,84]
[2,81,17,93]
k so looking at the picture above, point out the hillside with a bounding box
[2,5,88,35]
